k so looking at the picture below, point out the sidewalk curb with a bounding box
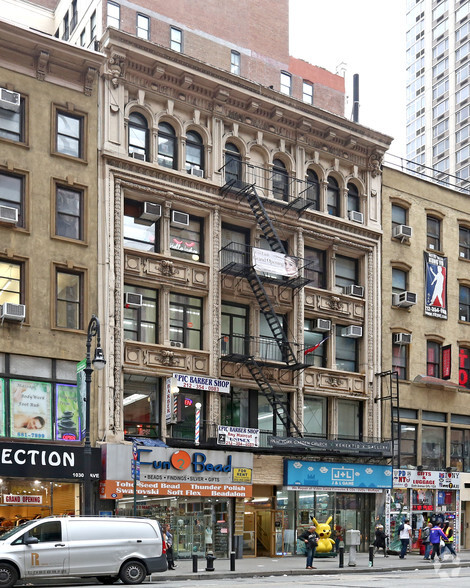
[148,560,470,582]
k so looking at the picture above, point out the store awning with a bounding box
[413,374,460,389]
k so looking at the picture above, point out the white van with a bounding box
[0,516,167,587]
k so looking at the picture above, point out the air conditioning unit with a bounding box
[170,341,184,348]
[171,210,190,226]
[393,224,413,239]
[341,325,362,338]
[124,292,143,308]
[312,318,331,332]
[0,87,20,112]
[140,202,161,222]
[392,291,417,308]
[348,210,364,223]
[0,205,18,224]
[1,302,26,321]
[393,332,412,345]
[189,167,204,177]
[343,284,364,298]
[130,151,145,161]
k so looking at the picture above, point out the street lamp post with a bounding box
[83,314,106,515]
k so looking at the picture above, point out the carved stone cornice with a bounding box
[107,50,126,87]
[84,66,97,96]
[36,50,49,81]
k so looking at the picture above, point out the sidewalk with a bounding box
[149,551,470,582]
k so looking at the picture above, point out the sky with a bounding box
[289,0,407,158]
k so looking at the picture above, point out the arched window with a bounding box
[186,130,204,176]
[128,112,148,161]
[347,183,360,213]
[327,176,340,216]
[272,158,289,201]
[224,143,242,184]
[306,169,320,210]
[158,122,177,169]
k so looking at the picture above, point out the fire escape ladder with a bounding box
[245,357,303,437]
[246,270,298,367]
[239,184,286,254]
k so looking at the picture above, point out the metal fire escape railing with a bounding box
[219,161,319,215]
[218,162,320,437]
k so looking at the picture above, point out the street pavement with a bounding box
[147,550,470,582]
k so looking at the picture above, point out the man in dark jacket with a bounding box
[373,524,388,557]
[299,525,318,569]
[422,521,432,560]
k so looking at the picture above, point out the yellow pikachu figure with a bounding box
[313,516,336,553]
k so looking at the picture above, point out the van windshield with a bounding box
[0,521,35,541]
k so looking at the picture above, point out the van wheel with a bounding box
[0,563,18,588]
[119,561,147,585]
[97,576,118,584]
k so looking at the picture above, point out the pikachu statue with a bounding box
[313,516,336,553]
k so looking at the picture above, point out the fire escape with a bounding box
[219,162,318,438]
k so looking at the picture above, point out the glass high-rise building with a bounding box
[406,0,470,186]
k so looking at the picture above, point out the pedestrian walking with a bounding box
[299,525,319,569]
[373,524,388,557]
[398,518,412,559]
[163,523,177,570]
[429,522,447,562]
[441,521,457,558]
[422,521,432,560]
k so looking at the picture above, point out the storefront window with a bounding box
[399,423,417,467]
[0,479,78,532]
[337,399,361,440]
[123,374,159,438]
[220,387,250,427]
[116,496,229,558]
[171,389,204,440]
[303,395,327,436]
[258,391,287,440]
[422,425,445,470]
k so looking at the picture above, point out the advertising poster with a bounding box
[424,252,448,319]
[252,248,298,278]
[76,359,86,441]
[0,379,4,437]
[56,383,81,441]
[9,380,52,440]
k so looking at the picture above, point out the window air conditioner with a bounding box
[130,151,145,161]
[348,210,364,223]
[140,202,161,222]
[343,284,364,298]
[312,318,331,332]
[170,341,184,348]
[0,205,18,224]
[341,325,362,338]
[1,303,26,321]
[393,224,412,239]
[124,292,143,308]
[393,332,412,345]
[171,210,190,226]
[189,167,204,177]
[0,88,20,112]
[392,291,417,308]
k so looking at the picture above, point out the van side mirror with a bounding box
[24,536,39,545]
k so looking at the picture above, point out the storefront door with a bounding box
[274,509,294,556]
[243,509,256,557]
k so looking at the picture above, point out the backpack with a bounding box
[398,523,404,532]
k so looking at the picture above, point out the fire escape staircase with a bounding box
[219,177,317,438]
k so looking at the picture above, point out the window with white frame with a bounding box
[230,50,240,75]
[107,1,120,28]
[302,81,313,104]
[170,27,182,52]
[136,14,150,40]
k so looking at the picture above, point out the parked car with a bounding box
[0,515,167,587]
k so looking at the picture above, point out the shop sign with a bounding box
[393,468,460,489]
[99,479,252,499]
[217,425,259,447]
[232,467,252,483]
[172,373,231,394]
[3,494,43,505]
[270,436,392,456]
[103,444,253,487]
[284,460,392,489]
[424,252,448,320]
[252,248,298,278]
[0,442,101,480]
